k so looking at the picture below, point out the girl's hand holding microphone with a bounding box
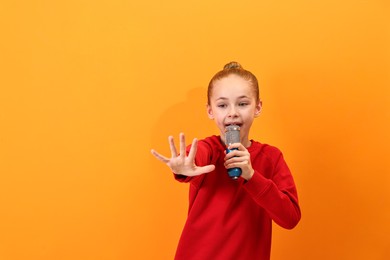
[151,133,215,177]
[224,143,254,181]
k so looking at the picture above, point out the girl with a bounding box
[151,62,301,260]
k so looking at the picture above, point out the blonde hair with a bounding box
[207,62,260,105]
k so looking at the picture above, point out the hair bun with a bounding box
[223,61,242,70]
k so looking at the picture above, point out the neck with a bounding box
[242,139,251,148]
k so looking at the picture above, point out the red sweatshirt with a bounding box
[174,135,301,260]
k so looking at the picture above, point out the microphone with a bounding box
[225,125,242,179]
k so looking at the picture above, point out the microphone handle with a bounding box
[226,148,242,179]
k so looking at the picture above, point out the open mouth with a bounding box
[225,123,242,127]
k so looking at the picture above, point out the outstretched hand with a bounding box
[151,133,215,176]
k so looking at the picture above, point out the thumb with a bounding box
[196,164,215,175]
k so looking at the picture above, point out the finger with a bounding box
[194,164,215,175]
[228,143,244,150]
[227,143,238,150]
[225,160,249,169]
[225,150,238,160]
[151,149,170,163]
[188,138,198,161]
[227,153,249,163]
[179,133,186,157]
[225,156,237,163]
[237,143,247,151]
[168,136,178,157]
[225,161,240,169]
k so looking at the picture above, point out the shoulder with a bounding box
[198,135,224,149]
[249,141,291,178]
[192,135,224,164]
[249,140,284,162]
[197,135,224,155]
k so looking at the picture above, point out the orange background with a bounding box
[0,1,389,259]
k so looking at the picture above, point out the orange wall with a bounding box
[0,1,389,259]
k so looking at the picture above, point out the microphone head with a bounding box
[225,125,240,145]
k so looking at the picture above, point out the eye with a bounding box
[239,102,248,106]
[217,104,227,108]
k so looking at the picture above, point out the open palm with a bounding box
[151,133,215,176]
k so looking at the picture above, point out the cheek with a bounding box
[214,116,225,126]
[241,113,255,124]
[216,116,224,124]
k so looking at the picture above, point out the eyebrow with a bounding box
[215,95,250,101]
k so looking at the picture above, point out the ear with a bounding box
[207,104,214,119]
[255,100,262,117]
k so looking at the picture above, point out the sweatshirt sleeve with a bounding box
[174,173,193,182]
[243,149,301,229]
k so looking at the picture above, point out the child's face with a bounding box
[207,74,261,146]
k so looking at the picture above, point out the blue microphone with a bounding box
[225,125,242,179]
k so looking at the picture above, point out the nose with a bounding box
[228,106,239,118]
